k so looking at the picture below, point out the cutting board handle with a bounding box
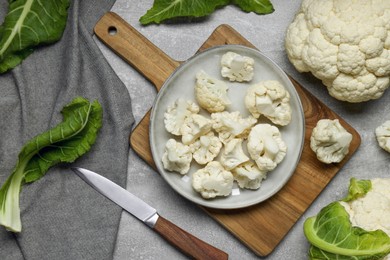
[94,12,180,90]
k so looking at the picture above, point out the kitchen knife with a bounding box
[72,167,228,260]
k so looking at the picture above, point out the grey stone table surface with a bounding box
[94,1,390,259]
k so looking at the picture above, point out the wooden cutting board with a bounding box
[94,12,361,256]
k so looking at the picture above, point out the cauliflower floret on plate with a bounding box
[190,132,222,165]
[220,138,250,170]
[232,161,267,190]
[162,139,192,175]
[164,98,199,136]
[245,80,292,126]
[375,120,390,153]
[180,114,212,145]
[220,51,254,82]
[310,119,352,164]
[192,161,234,199]
[247,124,287,172]
[285,0,390,102]
[211,111,257,144]
[195,70,231,113]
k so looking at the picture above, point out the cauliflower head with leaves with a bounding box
[285,0,390,103]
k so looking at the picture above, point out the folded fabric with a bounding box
[0,0,134,259]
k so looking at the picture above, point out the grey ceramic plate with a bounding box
[149,45,305,209]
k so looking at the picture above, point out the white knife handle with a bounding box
[153,216,229,260]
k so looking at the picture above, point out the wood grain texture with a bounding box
[154,216,229,260]
[94,12,361,256]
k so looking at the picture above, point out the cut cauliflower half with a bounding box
[192,161,234,199]
[232,161,267,190]
[310,119,353,164]
[285,0,390,103]
[195,70,231,113]
[375,120,390,153]
[211,111,257,144]
[164,98,200,136]
[220,138,250,170]
[247,124,287,172]
[245,80,292,126]
[220,51,254,82]
[162,139,192,175]
[190,132,222,165]
[180,114,212,145]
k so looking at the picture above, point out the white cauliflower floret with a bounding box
[247,124,287,172]
[232,161,267,190]
[245,80,292,126]
[341,178,390,237]
[375,120,390,153]
[285,0,390,103]
[180,114,212,145]
[220,138,250,170]
[310,119,353,164]
[190,132,222,165]
[211,111,257,144]
[162,139,192,175]
[220,51,254,82]
[195,70,231,113]
[192,161,234,199]
[164,98,199,135]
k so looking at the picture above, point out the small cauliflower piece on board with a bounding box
[232,161,267,190]
[245,80,292,126]
[375,120,390,153]
[220,138,250,170]
[220,51,254,82]
[247,123,287,172]
[310,119,353,164]
[285,0,390,103]
[195,70,231,113]
[180,114,212,145]
[190,132,222,165]
[164,98,199,136]
[192,161,234,199]
[211,111,257,144]
[162,139,192,175]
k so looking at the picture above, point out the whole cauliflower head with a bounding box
[220,51,254,82]
[190,132,222,165]
[180,114,212,145]
[375,120,390,153]
[164,99,199,135]
[220,138,250,170]
[245,80,292,126]
[211,111,257,144]
[310,119,353,164]
[285,0,390,103]
[247,124,287,172]
[195,70,231,113]
[232,161,267,190]
[192,161,234,199]
[162,139,192,175]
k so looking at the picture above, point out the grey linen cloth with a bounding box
[0,0,134,259]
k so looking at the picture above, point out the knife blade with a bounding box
[72,167,228,260]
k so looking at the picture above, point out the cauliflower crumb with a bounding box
[375,120,390,153]
[310,119,352,164]
[245,80,292,126]
[162,139,192,175]
[195,70,231,113]
[220,51,254,82]
[192,161,234,199]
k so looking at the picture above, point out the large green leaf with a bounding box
[0,0,70,73]
[232,0,274,14]
[0,97,102,232]
[304,202,390,259]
